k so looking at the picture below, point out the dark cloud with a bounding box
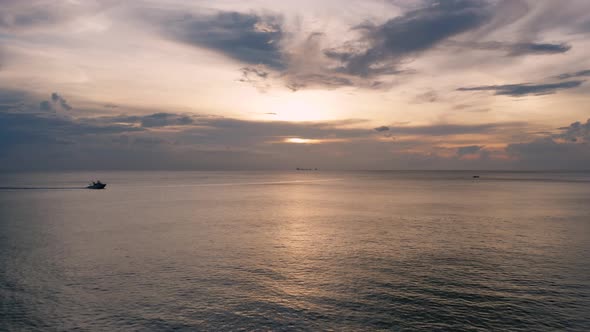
[284,74,353,92]
[0,105,575,171]
[159,11,285,69]
[0,4,63,31]
[139,113,193,127]
[414,91,438,103]
[457,81,584,97]
[90,113,195,128]
[457,145,482,156]
[383,122,525,136]
[452,104,490,112]
[235,32,357,92]
[1,87,587,171]
[239,65,272,92]
[37,92,72,112]
[240,66,269,80]
[39,100,53,112]
[325,0,492,76]
[556,69,590,80]
[453,40,571,56]
[146,1,572,93]
[555,119,590,142]
[0,111,143,152]
[0,105,369,170]
[505,118,590,170]
[507,42,571,56]
[51,92,72,110]
[506,137,590,170]
[0,1,99,32]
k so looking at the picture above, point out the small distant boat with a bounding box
[473,175,480,179]
[87,180,106,189]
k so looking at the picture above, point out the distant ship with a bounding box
[87,180,106,189]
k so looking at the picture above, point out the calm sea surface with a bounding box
[1,171,589,331]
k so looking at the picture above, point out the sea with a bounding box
[1,171,589,331]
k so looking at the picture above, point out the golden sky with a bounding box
[1,0,590,170]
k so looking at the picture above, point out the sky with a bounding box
[1,0,590,170]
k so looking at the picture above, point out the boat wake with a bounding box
[0,186,86,190]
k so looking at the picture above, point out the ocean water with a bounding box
[1,171,589,331]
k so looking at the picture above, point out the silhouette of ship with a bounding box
[87,180,106,189]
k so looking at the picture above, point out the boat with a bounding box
[87,180,107,189]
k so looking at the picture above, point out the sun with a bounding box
[285,137,319,144]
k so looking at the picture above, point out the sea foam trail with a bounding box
[0,186,86,190]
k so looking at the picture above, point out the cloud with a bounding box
[37,92,72,112]
[136,1,579,94]
[414,91,438,103]
[157,11,285,69]
[240,66,269,80]
[1,87,532,171]
[1,89,584,171]
[451,41,571,56]
[0,2,64,31]
[457,81,584,97]
[259,0,568,91]
[139,113,193,127]
[457,145,482,156]
[555,119,590,142]
[39,100,53,112]
[504,118,590,169]
[556,69,590,80]
[89,113,196,128]
[284,74,353,91]
[506,42,571,56]
[51,92,72,110]
[381,122,525,136]
[0,1,102,33]
[324,0,492,77]
[0,110,143,151]
[506,137,590,170]
[239,65,272,92]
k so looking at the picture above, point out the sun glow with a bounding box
[254,91,344,122]
[285,137,319,144]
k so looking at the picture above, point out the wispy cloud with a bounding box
[556,69,590,80]
[458,81,584,97]
[448,41,572,56]
[324,0,492,77]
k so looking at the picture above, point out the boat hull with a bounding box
[87,184,107,189]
